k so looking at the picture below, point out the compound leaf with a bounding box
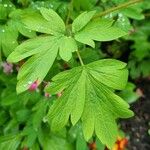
[45,59,133,149]
[7,10,129,94]
[75,19,127,47]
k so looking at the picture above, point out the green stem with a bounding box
[66,0,74,25]
[76,50,84,66]
[66,0,84,66]
[93,0,144,18]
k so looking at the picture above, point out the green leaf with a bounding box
[68,123,88,150]
[118,82,139,104]
[0,134,21,150]
[22,126,37,148]
[122,6,145,20]
[9,10,36,38]
[73,0,98,11]
[47,67,86,128]
[30,143,40,150]
[16,44,58,93]
[96,138,105,150]
[32,99,48,130]
[45,59,133,149]
[86,59,128,90]
[115,13,132,32]
[0,1,15,20]
[0,4,8,20]
[74,19,127,47]
[16,108,31,123]
[42,135,73,150]
[74,35,95,48]
[7,36,59,62]
[76,134,88,150]
[1,87,18,106]
[0,110,8,126]
[22,8,65,35]
[59,36,77,61]
[21,11,52,34]
[38,126,73,150]
[72,11,96,33]
[40,7,65,34]
[80,48,102,64]
[0,25,18,57]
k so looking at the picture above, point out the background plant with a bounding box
[0,0,149,150]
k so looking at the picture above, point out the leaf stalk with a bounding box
[76,50,84,66]
[93,0,144,18]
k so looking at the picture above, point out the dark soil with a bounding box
[121,79,150,150]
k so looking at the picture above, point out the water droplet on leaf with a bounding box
[2,29,5,33]
[3,4,8,7]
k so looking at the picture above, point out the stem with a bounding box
[145,13,150,17]
[76,50,84,66]
[93,0,144,18]
[66,0,74,25]
[66,0,84,66]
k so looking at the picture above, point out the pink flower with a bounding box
[28,80,39,91]
[57,92,62,98]
[1,62,13,75]
[44,92,51,98]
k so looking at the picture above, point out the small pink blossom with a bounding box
[28,80,39,91]
[57,92,62,98]
[44,92,51,98]
[1,62,13,75]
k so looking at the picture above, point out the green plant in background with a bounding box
[0,0,149,150]
[128,20,150,79]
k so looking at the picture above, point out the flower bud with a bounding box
[57,92,62,98]
[45,92,51,98]
[28,80,38,91]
